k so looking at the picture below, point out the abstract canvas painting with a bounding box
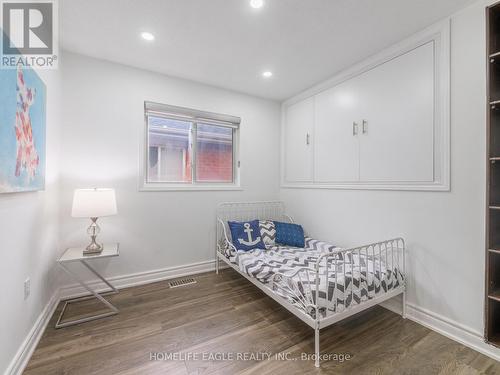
[0,65,46,192]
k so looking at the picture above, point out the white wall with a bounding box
[281,0,490,342]
[59,52,281,280]
[0,68,62,374]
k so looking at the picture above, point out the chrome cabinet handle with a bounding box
[353,122,358,136]
[306,133,310,145]
[362,120,367,134]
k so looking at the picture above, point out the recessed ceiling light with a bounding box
[140,32,155,41]
[262,71,273,78]
[250,0,264,9]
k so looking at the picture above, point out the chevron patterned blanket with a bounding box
[230,237,336,281]
[227,238,403,317]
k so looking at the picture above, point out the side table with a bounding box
[56,243,120,328]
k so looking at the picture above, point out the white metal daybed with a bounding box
[215,201,406,368]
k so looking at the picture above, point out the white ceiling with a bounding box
[61,0,474,101]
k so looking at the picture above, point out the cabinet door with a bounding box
[314,84,360,182]
[358,42,435,182]
[284,97,314,182]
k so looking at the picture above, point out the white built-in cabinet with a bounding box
[314,81,360,182]
[282,22,450,191]
[284,97,314,182]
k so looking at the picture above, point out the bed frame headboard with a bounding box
[217,201,291,223]
[216,201,293,252]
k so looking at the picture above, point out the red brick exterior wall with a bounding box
[196,143,233,182]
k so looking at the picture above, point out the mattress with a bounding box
[226,237,403,317]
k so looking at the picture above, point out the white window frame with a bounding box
[140,101,241,191]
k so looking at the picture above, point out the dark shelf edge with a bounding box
[488,293,500,302]
[486,336,500,349]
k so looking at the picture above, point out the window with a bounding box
[148,116,192,183]
[196,123,234,183]
[142,102,240,190]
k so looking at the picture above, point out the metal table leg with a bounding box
[55,261,119,329]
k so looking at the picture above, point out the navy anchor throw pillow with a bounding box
[228,220,266,251]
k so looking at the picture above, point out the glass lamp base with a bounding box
[83,217,103,255]
[84,241,103,255]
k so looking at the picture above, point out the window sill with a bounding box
[139,184,243,192]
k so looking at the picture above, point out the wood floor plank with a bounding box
[23,269,500,375]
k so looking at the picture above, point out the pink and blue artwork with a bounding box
[0,65,46,192]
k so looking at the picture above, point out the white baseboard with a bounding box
[5,290,60,375]
[381,297,500,362]
[59,259,224,300]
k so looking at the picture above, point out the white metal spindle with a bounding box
[334,254,338,313]
[357,248,361,304]
[303,269,314,306]
[377,243,381,296]
[343,250,346,312]
[384,241,388,277]
[391,240,394,281]
[373,244,377,297]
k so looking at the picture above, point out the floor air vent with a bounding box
[169,277,197,288]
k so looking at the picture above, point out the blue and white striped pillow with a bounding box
[274,221,305,248]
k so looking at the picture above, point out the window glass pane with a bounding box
[148,116,192,183]
[196,123,233,182]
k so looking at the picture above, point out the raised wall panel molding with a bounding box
[281,19,451,191]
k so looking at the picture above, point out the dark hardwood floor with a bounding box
[24,269,500,374]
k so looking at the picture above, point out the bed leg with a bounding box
[402,291,407,319]
[314,325,320,368]
[215,254,219,275]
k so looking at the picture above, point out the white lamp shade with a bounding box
[71,188,117,218]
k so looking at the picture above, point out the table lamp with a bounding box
[71,188,117,255]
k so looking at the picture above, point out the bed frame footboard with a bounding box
[272,237,406,367]
[215,202,406,368]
